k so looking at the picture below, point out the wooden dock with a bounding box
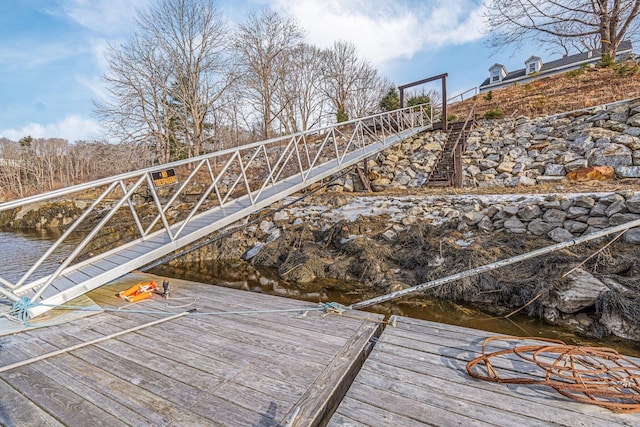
[0,273,382,426]
[3,276,640,427]
[329,316,640,426]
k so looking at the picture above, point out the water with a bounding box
[0,230,79,284]
[1,231,638,356]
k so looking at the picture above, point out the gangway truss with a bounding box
[0,105,436,317]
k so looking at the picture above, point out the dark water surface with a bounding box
[1,231,638,356]
[0,230,79,284]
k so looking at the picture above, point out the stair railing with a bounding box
[450,104,477,187]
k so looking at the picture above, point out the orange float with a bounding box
[118,281,157,302]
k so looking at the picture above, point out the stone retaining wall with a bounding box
[279,191,640,245]
[358,99,640,191]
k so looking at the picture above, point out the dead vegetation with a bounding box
[449,61,640,120]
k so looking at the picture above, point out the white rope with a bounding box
[0,311,189,374]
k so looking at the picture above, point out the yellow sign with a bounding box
[151,169,178,187]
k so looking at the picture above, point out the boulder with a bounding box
[548,227,575,242]
[566,166,615,181]
[496,161,516,174]
[504,218,526,233]
[616,166,640,178]
[573,195,596,209]
[608,213,640,226]
[543,209,567,227]
[588,143,632,167]
[528,219,555,236]
[627,194,640,213]
[564,220,588,234]
[623,227,640,244]
[613,134,640,150]
[544,163,565,176]
[600,309,640,341]
[626,112,640,127]
[462,211,485,225]
[554,268,608,313]
[564,159,589,172]
[517,204,543,220]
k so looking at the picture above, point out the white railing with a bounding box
[0,104,436,303]
[447,87,478,105]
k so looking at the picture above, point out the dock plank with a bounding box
[329,316,640,427]
[1,273,384,426]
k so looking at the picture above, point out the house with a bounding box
[479,40,634,92]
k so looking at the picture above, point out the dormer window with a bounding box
[525,56,542,75]
[489,64,507,83]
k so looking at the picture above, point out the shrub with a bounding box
[484,107,504,119]
[483,90,493,101]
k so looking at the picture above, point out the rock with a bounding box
[548,227,575,242]
[462,211,485,225]
[273,211,289,222]
[600,309,640,341]
[564,159,588,172]
[627,112,640,127]
[616,166,640,178]
[259,221,274,233]
[536,176,565,184]
[544,163,565,176]
[517,205,543,220]
[573,195,596,209]
[588,143,632,167]
[496,161,516,173]
[566,206,590,218]
[627,194,640,213]
[528,219,555,236]
[497,206,516,216]
[586,127,617,139]
[382,230,397,241]
[624,228,640,244]
[543,209,567,227]
[566,166,615,181]
[518,176,537,186]
[343,178,354,192]
[608,213,640,226]
[477,216,494,232]
[590,202,608,216]
[605,200,626,216]
[587,217,609,228]
[564,220,588,234]
[554,268,608,313]
[245,243,264,260]
[613,134,640,150]
[504,218,526,233]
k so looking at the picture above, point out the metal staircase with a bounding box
[0,104,437,318]
[426,106,476,187]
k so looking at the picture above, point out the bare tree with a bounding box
[485,0,640,60]
[277,43,328,133]
[233,9,304,139]
[97,32,176,163]
[96,0,232,163]
[138,0,233,158]
[321,41,380,122]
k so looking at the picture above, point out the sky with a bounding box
[0,0,537,142]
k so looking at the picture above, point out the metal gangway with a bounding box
[0,105,437,318]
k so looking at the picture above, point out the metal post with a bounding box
[442,74,448,132]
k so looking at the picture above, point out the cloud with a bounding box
[267,0,488,66]
[49,0,150,35]
[0,115,103,142]
[0,42,85,70]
